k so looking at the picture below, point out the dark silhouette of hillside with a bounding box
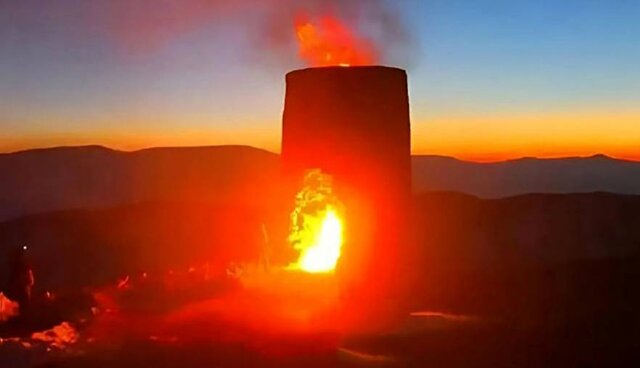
[407,191,640,321]
[413,154,640,198]
[2,146,640,221]
[0,202,268,293]
[0,145,279,221]
[412,191,640,263]
[1,191,638,296]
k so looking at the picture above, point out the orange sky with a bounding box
[411,109,640,162]
[2,108,638,163]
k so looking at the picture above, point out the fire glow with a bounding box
[294,14,376,67]
[288,169,344,273]
[295,206,342,273]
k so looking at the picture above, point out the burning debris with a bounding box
[30,322,78,349]
[0,293,19,322]
[0,321,79,352]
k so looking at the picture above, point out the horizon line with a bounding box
[2,143,639,164]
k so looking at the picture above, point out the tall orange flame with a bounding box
[288,169,344,273]
[294,15,377,67]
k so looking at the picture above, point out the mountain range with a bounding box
[413,154,640,197]
[1,145,639,221]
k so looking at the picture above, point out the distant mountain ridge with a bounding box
[0,145,279,222]
[413,154,640,198]
[1,145,639,221]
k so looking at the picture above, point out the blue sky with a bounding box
[1,0,638,160]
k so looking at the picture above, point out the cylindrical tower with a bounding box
[281,66,411,311]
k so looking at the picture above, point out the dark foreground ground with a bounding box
[1,254,639,368]
[3,313,639,368]
[2,324,637,367]
[1,192,639,367]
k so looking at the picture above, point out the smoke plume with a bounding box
[97,0,411,66]
[1,0,411,65]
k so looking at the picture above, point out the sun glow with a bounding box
[288,169,344,273]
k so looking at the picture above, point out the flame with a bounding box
[295,206,343,273]
[0,292,19,322]
[31,322,79,349]
[294,15,376,67]
[288,169,344,273]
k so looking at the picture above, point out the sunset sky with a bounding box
[1,0,638,161]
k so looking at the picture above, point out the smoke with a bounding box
[95,0,253,55]
[1,1,411,65]
[95,0,412,66]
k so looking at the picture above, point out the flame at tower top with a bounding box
[294,14,378,67]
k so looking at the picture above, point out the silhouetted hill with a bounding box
[2,146,640,221]
[1,192,638,293]
[412,191,640,263]
[0,201,267,292]
[413,154,640,197]
[0,145,279,221]
[405,191,640,334]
